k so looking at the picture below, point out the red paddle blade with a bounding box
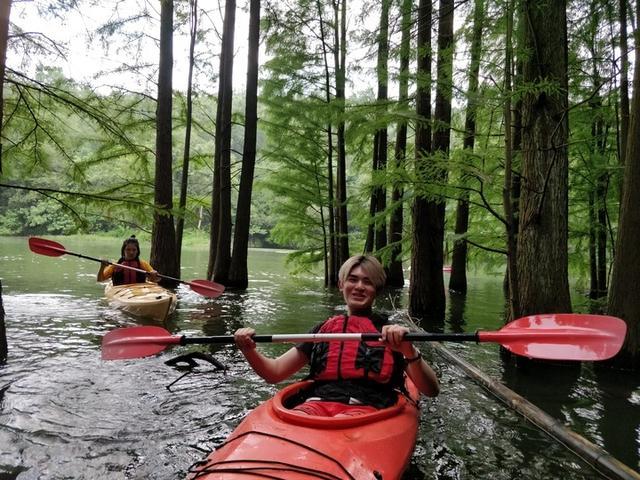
[187,279,225,298]
[28,237,67,257]
[102,326,180,360]
[479,314,627,361]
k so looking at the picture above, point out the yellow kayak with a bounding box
[104,283,177,322]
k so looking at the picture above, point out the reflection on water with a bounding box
[0,236,639,479]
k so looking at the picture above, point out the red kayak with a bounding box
[188,379,421,479]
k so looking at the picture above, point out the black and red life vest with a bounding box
[309,315,396,384]
[112,260,147,285]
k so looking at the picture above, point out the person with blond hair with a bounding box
[234,255,439,417]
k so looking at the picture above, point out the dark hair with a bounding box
[120,235,141,259]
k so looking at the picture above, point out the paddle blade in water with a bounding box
[28,237,67,257]
[479,314,627,361]
[102,326,181,360]
[187,279,225,298]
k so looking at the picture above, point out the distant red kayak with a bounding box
[188,379,421,479]
[443,266,452,272]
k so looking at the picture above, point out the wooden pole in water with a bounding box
[428,342,640,480]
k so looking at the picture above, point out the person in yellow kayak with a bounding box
[234,254,439,417]
[97,235,160,285]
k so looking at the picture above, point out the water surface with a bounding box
[1,236,638,479]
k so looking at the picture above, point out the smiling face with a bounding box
[339,265,378,314]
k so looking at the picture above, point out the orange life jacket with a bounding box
[309,315,396,384]
[112,260,147,285]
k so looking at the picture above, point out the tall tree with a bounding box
[502,0,519,319]
[0,0,11,172]
[317,0,338,286]
[409,0,454,320]
[607,1,640,370]
[409,0,434,319]
[386,0,412,287]
[618,0,630,169]
[175,0,199,268]
[449,0,485,294]
[364,0,390,254]
[208,0,236,283]
[228,0,260,288]
[334,0,350,266]
[516,0,571,316]
[150,0,179,282]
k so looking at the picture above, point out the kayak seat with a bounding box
[272,380,412,429]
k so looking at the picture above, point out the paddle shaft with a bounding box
[177,332,481,345]
[42,243,182,284]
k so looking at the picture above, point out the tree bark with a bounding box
[409,0,434,319]
[175,0,198,269]
[317,0,337,286]
[209,0,236,284]
[386,0,412,287]
[618,0,630,169]
[334,0,349,265]
[365,0,389,255]
[228,0,260,289]
[150,0,179,283]
[449,0,484,294]
[607,1,640,370]
[409,0,453,320]
[516,0,571,316]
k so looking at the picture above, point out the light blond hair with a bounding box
[338,255,386,291]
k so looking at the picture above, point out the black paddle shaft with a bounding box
[58,247,185,283]
[179,332,481,345]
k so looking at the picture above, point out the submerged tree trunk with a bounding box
[410,0,453,320]
[449,0,484,294]
[365,0,390,255]
[334,0,349,265]
[409,0,434,319]
[150,0,179,282]
[316,0,337,286]
[607,2,640,370]
[228,0,260,289]
[516,0,571,316]
[175,0,198,269]
[209,0,236,284]
[386,0,412,287]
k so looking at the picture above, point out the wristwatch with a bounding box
[405,350,422,364]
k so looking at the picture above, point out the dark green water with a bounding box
[0,235,638,479]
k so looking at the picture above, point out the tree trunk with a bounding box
[516,0,571,316]
[334,0,349,265]
[209,0,236,284]
[409,0,434,319]
[365,0,390,255]
[502,0,520,319]
[228,0,260,289]
[0,0,11,173]
[618,0,630,169]
[607,1,640,370]
[175,0,198,269]
[409,0,453,320]
[316,0,337,286]
[386,0,412,287]
[449,0,484,294]
[150,0,179,283]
